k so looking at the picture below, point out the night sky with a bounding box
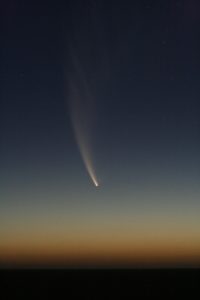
[0,0,200,267]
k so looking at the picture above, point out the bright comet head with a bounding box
[90,174,99,187]
[94,181,99,187]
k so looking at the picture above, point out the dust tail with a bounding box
[67,48,99,187]
[72,111,99,187]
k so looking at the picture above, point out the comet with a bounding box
[67,49,99,188]
[64,0,109,187]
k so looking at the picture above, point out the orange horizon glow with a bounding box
[1,193,200,267]
[1,228,200,267]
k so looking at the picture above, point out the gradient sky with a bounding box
[0,0,200,267]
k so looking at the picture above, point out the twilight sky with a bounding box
[0,0,200,267]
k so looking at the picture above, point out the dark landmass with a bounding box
[1,268,199,298]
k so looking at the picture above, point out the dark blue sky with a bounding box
[0,0,200,266]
